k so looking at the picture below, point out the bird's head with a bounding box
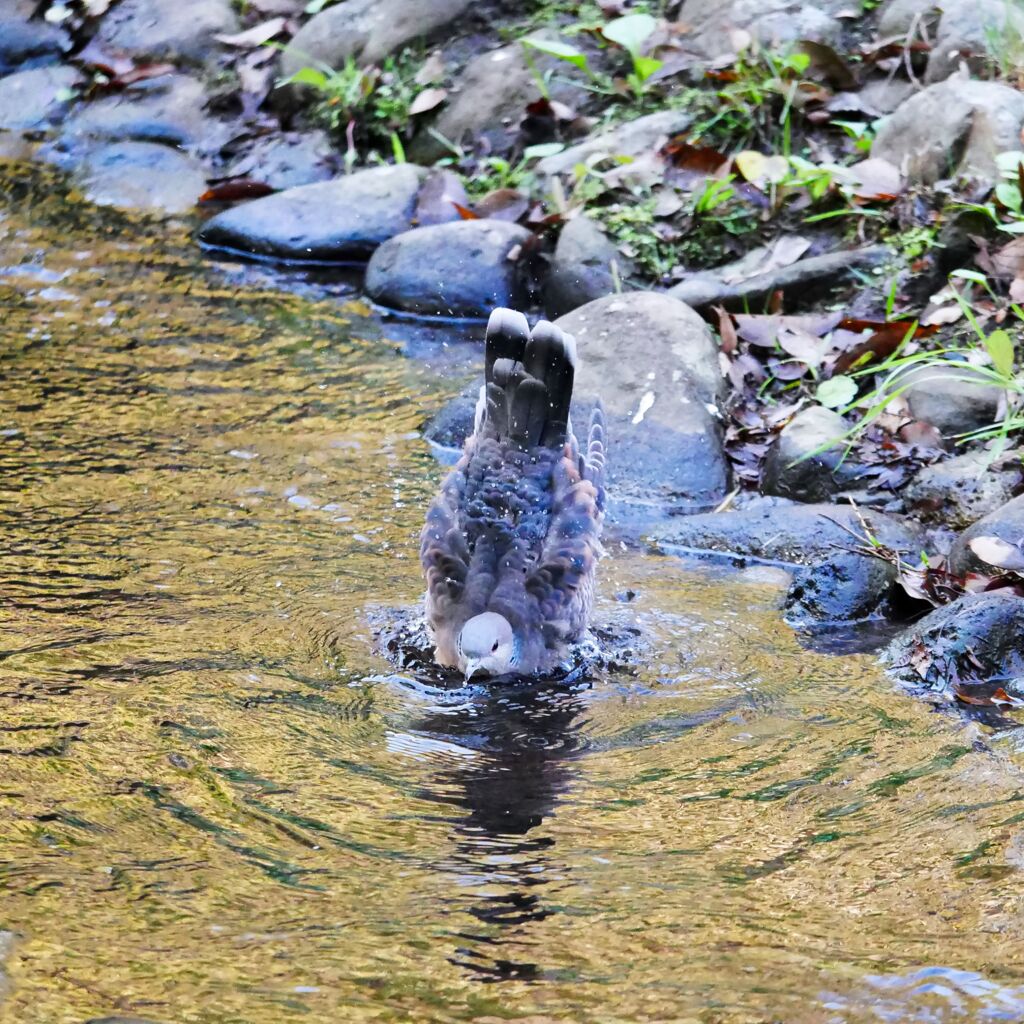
[457,612,517,680]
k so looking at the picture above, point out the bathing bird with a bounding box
[420,308,606,680]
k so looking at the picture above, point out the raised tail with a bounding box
[480,307,577,450]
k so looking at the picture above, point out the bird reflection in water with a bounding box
[413,678,589,981]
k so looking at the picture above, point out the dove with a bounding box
[420,307,606,680]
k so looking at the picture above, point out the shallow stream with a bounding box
[4,164,1024,1024]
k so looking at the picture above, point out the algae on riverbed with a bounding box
[3,165,1024,1024]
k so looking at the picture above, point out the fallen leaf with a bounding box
[475,188,529,222]
[842,157,903,201]
[415,169,468,225]
[921,304,963,326]
[799,39,858,89]
[199,180,276,203]
[215,17,287,47]
[816,374,857,408]
[408,87,447,116]
[969,536,1024,570]
[734,311,842,348]
[452,202,480,221]
[662,137,730,176]
[715,305,738,354]
[993,687,1024,708]
[832,319,941,374]
[415,51,446,86]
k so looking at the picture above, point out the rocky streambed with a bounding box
[4,0,1024,702]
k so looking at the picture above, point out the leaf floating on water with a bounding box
[968,536,1024,571]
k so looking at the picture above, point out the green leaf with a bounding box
[285,66,329,89]
[522,37,589,71]
[632,55,663,82]
[1001,220,1024,234]
[996,150,1024,175]
[950,268,989,284]
[985,329,1015,378]
[817,375,858,409]
[522,141,565,161]
[996,182,1023,213]
[602,12,658,54]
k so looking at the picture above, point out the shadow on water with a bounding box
[414,679,588,981]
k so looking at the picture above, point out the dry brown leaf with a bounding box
[415,51,446,86]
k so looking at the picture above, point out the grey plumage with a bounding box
[420,307,605,677]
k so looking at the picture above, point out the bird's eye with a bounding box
[491,641,499,652]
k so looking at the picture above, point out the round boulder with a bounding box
[905,449,1023,530]
[94,0,239,62]
[544,214,633,320]
[785,551,898,625]
[197,164,454,263]
[760,405,862,502]
[883,591,1024,694]
[898,363,1003,438]
[948,493,1024,575]
[281,0,471,79]
[365,219,533,318]
[554,291,730,520]
[0,65,81,131]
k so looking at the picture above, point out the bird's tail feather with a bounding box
[482,307,576,450]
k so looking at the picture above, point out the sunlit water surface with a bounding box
[3,164,1024,1024]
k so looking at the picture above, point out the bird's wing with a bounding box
[524,449,604,640]
[420,451,472,625]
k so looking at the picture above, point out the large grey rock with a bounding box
[225,131,338,191]
[544,214,633,319]
[64,75,213,150]
[785,551,898,625]
[878,0,942,37]
[198,165,450,263]
[873,77,1024,187]
[883,591,1024,694]
[0,16,69,73]
[677,0,849,60]
[905,449,1023,530]
[556,292,730,519]
[536,110,693,178]
[651,502,924,565]
[0,65,81,131]
[926,0,1024,83]
[668,246,891,312]
[425,291,732,526]
[408,35,576,165]
[365,220,532,317]
[761,405,863,502]
[281,0,471,79]
[74,141,206,216]
[948,492,1024,575]
[95,0,239,62]
[898,364,1003,438]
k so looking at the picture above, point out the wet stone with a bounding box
[225,131,338,191]
[925,0,1024,83]
[365,219,533,318]
[898,363,1003,438]
[883,591,1024,694]
[63,75,216,151]
[281,0,472,80]
[905,449,1023,530]
[0,65,81,132]
[0,15,70,73]
[94,0,239,63]
[651,501,925,566]
[948,492,1024,576]
[761,405,863,503]
[555,291,730,523]
[73,141,207,216]
[198,164,445,264]
[544,214,634,320]
[785,551,898,626]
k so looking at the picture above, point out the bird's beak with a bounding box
[464,659,482,682]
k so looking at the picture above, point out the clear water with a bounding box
[3,163,1024,1024]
